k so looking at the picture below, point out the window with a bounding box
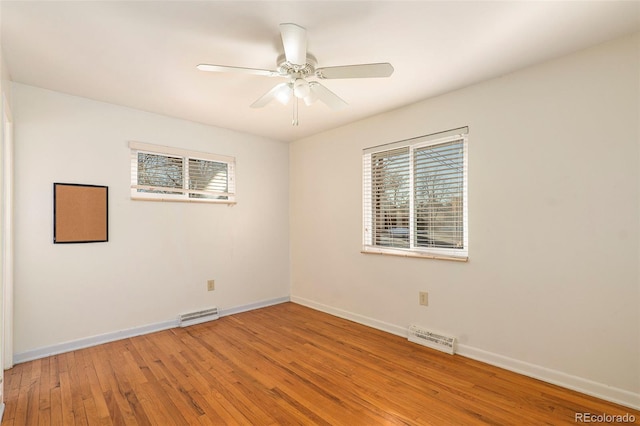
[363,128,468,260]
[129,141,236,204]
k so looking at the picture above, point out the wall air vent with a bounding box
[408,324,456,355]
[178,307,219,327]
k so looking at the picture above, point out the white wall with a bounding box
[7,28,639,409]
[0,39,12,414]
[12,84,290,355]
[290,33,640,407]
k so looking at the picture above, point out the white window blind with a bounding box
[369,147,411,249]
[129,141,236,204]
[363,128,468,260]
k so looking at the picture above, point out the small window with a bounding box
[363,128,468,261]
[129,141,236,204]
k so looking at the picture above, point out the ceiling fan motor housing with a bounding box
[276,53,317,78]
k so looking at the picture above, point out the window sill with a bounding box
[361,247,468,262]
[131,196,236,205]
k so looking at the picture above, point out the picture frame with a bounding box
[53,183,109,243]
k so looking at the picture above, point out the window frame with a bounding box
[362,128,468,261]
[129,141,236,204]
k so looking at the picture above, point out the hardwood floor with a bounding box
[2,302,639,425]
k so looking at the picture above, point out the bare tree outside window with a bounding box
[130,141,236,204]
[414,141,464,249]
[363,131,467,259]
[137,152,183,194]
[371,148,410,248]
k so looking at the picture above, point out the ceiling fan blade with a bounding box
[197,64,279,77]
[279,23,307,65]
[315,63,394,79]
[250,83,292,108]
[309,82,347,111]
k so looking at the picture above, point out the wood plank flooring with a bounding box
[2,302,639,425]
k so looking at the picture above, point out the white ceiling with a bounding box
[2,1,639,142]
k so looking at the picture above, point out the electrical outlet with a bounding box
[419,291,428,306]
[207,280,215,291]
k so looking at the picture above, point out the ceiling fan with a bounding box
[197,23,394,125]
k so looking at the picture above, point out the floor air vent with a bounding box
[179,307,219,327]
[408,324,456,355]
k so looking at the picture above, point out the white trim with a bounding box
[362,133,469,259]
[363,126,469,154]
[131,185,233,198]
[0,402,4,423]
[14,319,178,364]
[2,94,13,370]
[131,194,237,205]
[456,344,640,411]
[290,296,407,338]
[128,140,234,164]
[219,296,290,317]
[290,296,640,410]
[12,295,639,410]
[13,296,290,364]
[129,141,236,204]
[361,247,468,262]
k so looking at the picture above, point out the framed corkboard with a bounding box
[53,183,108,243]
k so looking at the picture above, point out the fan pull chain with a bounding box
[292,96,299,126]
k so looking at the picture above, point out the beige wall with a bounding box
[290,33,640,406]
[12,84,290,354]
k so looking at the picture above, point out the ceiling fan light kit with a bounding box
[197,23,394,126]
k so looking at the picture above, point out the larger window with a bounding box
[129,141,236,204]
[363,128,468,260]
